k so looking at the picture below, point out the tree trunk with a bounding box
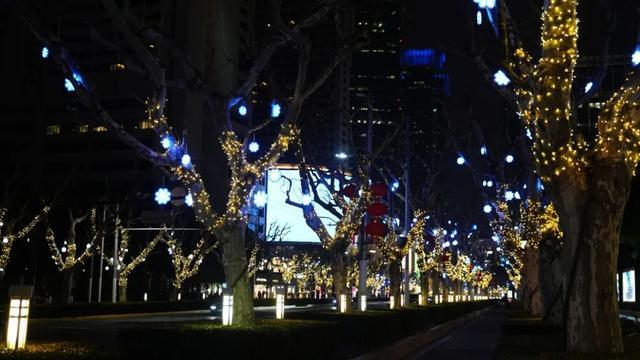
[169,285,179,301]
[329,248,352,313]
[220,225,255,325]
[118,285,127,303]
[420,271,429,305]
[61,269,74,304]
[522,245,543,316]
[539,236,563,325]
[432,272,441,302]
[389,259,402,309]
[564,161,629,353]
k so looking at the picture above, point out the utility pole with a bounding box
[87,244,94,302]
[112,204,120,303]
[403,116,411,307]
[97,206,106,303]
[358,97,374,311]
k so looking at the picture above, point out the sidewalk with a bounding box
[408,307,506,360]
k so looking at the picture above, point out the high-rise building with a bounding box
[0,0,255,208]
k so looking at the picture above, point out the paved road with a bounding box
[409,307,506,360]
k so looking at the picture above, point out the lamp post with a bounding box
[6,285,33,350]
[275,286,285,319]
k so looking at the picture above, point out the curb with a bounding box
[352,305,494,360]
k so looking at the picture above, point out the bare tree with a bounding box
[110,220,163,302]
[0,206,49,278]
[163,232,216,301]
[46,208,97,304]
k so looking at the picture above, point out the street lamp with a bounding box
[275,286,285,319]
[6,285,32,350]
[222,288,233,326]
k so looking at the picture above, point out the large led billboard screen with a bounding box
[622,270,636,303]
[265,168,340,242]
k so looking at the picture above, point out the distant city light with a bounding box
[238,105,247,116]
[483,204,492,214]
[505,154,514,163]
[494,70,511,86]
[185,193,193,207]
[155,188,171,205]
[64,79,75,92]
[335,152,348,160]
[270,102,281,118]
[456,155,466,165]
[181,154,192,167]
[41,47,49,59]
[248,141,260,153]
[253,190,268,208]
[584,81,593,93]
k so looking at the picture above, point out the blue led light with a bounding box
[161,136,173,149]
[185,193,193,207]
[155,188,171,205]
[41,47,49,59]
[181,154,192,167]
[248,141,260,153]
[270,102,281,118]
[64,79,75,92]
[632,46,640,66]
[494,70,511,86]
[238,105,247,116]
[456,155,465,165]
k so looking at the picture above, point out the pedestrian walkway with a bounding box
[408,307,506,360]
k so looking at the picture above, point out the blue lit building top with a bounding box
[401,49,446,69]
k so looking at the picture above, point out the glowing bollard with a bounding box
[143,292,148,301]
[6,286,32,350]
[400,294,405,307]
[418,294,423,306]
[360,295,367,312]
[339,294,347,313]
[389,296,395,309]
[222,289,233,325]
[276,287,285,319]
[177,293,181,301]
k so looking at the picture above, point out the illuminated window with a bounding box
[46,125,60,135]
[94,126,108,133]
[78,125,89,133]
[139,120,153,129]
[109,63,126,71]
